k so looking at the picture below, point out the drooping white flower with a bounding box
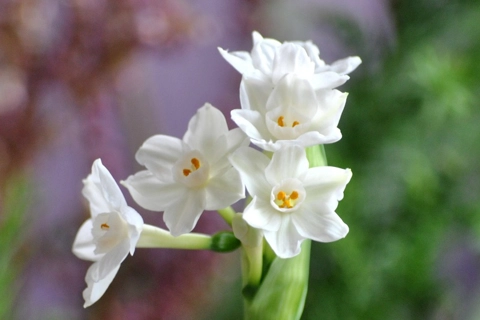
[218,31,361,92]
[72,159,143,307]
[232,73,347,151]
[122,103,248,237]
[229,145,351,258]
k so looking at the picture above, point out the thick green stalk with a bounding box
[243,241,311,320]
[306,144,328,167]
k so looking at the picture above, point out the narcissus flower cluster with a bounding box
[72,31,360,308]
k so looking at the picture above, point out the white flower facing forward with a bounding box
[72,159,143,307]
[218,31,361,96]
[123,103,248,236]
[232,73,348,151]
[229,145,351,258]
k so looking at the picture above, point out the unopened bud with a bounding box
[210,231,241,252]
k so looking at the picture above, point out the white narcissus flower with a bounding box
[229,145,351,258]
[122,103,248,237]
[218,31,361,93]
[72,159,143,307]
[220,31,358,152]
[232,73,347,151]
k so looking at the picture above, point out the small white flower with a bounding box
[123,103,248,236]
[72,159,143,307]
[218,31,361,91]
[229,145,351,258]
[232,73,347,151]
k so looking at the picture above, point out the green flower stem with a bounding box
[243,241,263,290]
[305,144,328,167]
[262,238,277,267]
[217,206,236,226]
[136,224,212,250]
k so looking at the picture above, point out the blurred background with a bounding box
[1,0,480,319]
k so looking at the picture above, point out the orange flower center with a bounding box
[275,190,299,209]
[183,157,201,176]
[277,116,300,128]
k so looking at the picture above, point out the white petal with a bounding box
[83,263,120,307]
[243,196,282,232]
[264,145,309,186]
[240,75,272,112]
[311,72,349,90]
[205,167,245,210]
[295,130,342,147]
[264,216,304,258]
[232,213,263,247]
[251,36,281,75]
[224,127,249,154]
[121,206,144,255]
[295,41,325,70]
[82,159,125,216]
[90,239,130,281]
[135,135,185,180]
[218,47,253,75]
[293,202,349,242]
[72,219,103,262]
[329,56,362,75]
[313,90,348,134]
[249,139,285,152]
[266,74,317,117]
[229,147,271,199]
[93,159,127,210]
[202,127,247,176]
[183,103,228,156]
[122,170,185,212]
[82,175,110,218]
[231,109,272,142]
[163,188,206,237]
[251,31,264,45]
[303,167,352,209]
[271,43,314,85]
[121,206,144,232]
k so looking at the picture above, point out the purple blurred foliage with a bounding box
[435,234,480,320]
[0,0,395,319]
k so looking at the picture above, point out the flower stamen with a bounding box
[183,158,201,177]
[277,116,300,128]
[101,223,110,230]
[191,158,200,170]
[276,190,299,209]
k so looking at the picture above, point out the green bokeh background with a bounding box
[303,0,480,319]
